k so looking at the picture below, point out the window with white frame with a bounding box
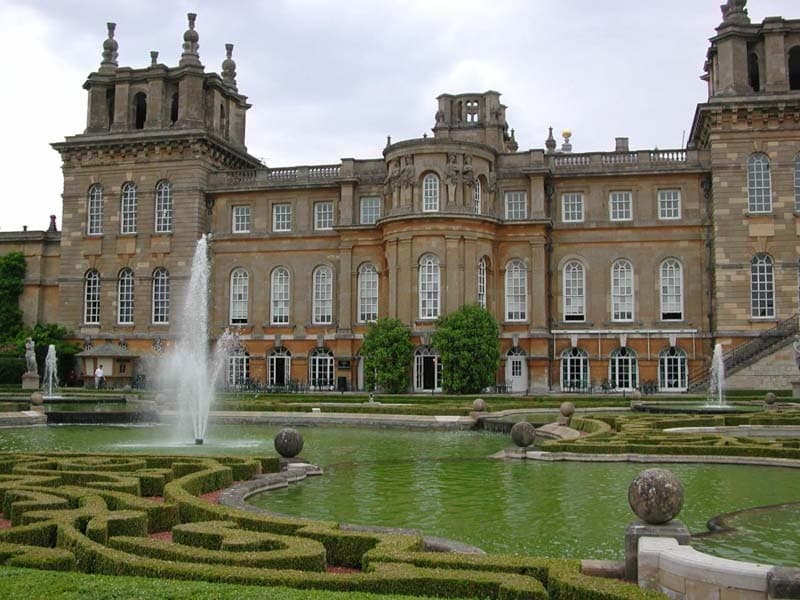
[477,257,487,309]
[268,347,291,386]
[314,201,334,230]
[120,182,137,234]
[312,266,333,324]
[563,261,585,321]
[414,345,442,392]
[358,264,378,323]
[611,260,634,321]
[658,189,681,220]
[230,269,249,324]
[747,153,772,213]
[561,347,589,391]
[360,196,380,224]
[87,184,103,235]
[562,193,584,222]
[504,191,527,220]
[610,347,638,391]
[473,180,482,214]
[750,254,775,318]
[419,254,440,319]
[505,259,527,321]
[659,346,687,391]
[660,259,683,320]
[152,267,169,324]
[609,191,632,221]
[423,174,440,212]
[309,348,334,390]
[270,267,290,325]
[273,203,291,232]
[232,205,251,233]
[794,154,800,212]
[227,353,249,385]
[84,270,100,324]
[117,268,134,324]
[154,180,172,233]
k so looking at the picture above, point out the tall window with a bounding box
[117,268,134,324]
[794,154,800,212]
[360,196,380,224]
[747,153,772,213]
[155,180,172,233]
[84,270,100,324]
[563,261,585,321]
[611,260,634,321]
[504,191,527,220]
[419,254,440,319]
[561,347,589,391]
[562,193,584,222]
[358,264,378,323]
[270,267,290,325]
[660,259,683,320]
[423,174,440,212]
[477,257,487,309]
[658,189,681,220]
[750,254,775,318]
[659,347,687,392]
[505,259,527,321]
[268,347,291,387]
[609,191,632,221]
[315,201,334,230]
[610,347,638,390]
[273,203,291,232]
[473,180,482,214]
[227,353,249,386]
[152,267,169,324]
[309,348,334,390]
[87,184,103,235]
[230,269,249,324]
[313,266,333,324]
[232,205,251,233]
[414,345,442,392]
[120,182,137,234]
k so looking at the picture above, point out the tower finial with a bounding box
[545,126,556,153]
[720,0,749,26]
[150,51,159,67]
[221,43,237,91]
[180,12,201,66]
[100,22,118,72]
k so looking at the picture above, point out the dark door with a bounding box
[423,356,435,390]
[274,358,286,386]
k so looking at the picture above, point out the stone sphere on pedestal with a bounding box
[764,392,777,405]
[30,391,44,406]
[274,428,304,458]
[510,421,536,448]
[559,401,575,418]
[628,468,684,525]
[630,390,642,402]
[472,398,487,412]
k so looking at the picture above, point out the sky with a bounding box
[0,0,797,232]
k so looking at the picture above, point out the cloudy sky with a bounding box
[0,0,796,232]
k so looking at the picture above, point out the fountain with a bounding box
[42,344,60,398]
[708,343,726,407]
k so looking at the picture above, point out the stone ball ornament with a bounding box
[510,421,536,448]
[472,398,487,412]
[559,401,575,418]
[764,392,777,405]
[30,391,44,406]
[628,468,684,525]
[274,428,304,458]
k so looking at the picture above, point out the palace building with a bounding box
[2,1,800,393]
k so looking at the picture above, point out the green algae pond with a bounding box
[1,424,798,566]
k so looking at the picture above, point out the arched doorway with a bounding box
[414,345,441,392]
[268,347,291,388]
[505,347,527,393]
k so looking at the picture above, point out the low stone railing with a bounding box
[549,148,703,174]
[209,164,342,189]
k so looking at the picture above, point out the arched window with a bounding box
[794,154,800,212]
[505,259,527,321]
[611,260,634,321]
[747,153,772,213]
[312,266,333,324]
[750,254,775,318]
[84,270,100,324]
[414,345,441,392]
[660,259,683,321]
[477,257,487,309]
[659,347,687,392]
[563,261,585,321]
[422,174,440,212]
[155,180,172,233]
[227,351,249,386]
[419,254,440,319]
[748,52,760,92]
[270,267,290,325]
[561,347,589,391]
[309,347,334,390]
[268,347,291,387]
[152,268,169,324]
[120,182,137,234]
[117,268,134,325]
[133,92,147,129]
[789,46,800,90]
[358,264,378,323]
[610,347,638,391]
[87,184,103,235]
[473,179,482,214]
[230,269,249,324]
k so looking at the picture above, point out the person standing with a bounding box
[94,364,105,389]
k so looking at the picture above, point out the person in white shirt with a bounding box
[94,364,105,389]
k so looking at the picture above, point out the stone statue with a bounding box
[793,334,800,369]
[25,338,37,375]
[384,159,401,209]
[445,153,460,205]
[435,109,445,125]
[461,154,476,188]
[720,0,748,25]
[399,156,415,207]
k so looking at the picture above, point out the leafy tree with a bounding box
[0,252,26,342]
[432,304,500,394]
[15,323,81,383]
[360,318,414,393]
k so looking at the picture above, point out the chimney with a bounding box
[615,137,630,152]
[48,215,58,233]
[22,225,27,232]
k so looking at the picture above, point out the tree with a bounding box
[0,252,26,342]
[360,318,414,393]
[432,304,500,394]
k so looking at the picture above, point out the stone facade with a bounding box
[3,3,800,392]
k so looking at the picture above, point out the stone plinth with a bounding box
[625,519,690,582]
[792,380,800,399]
[21,373,40,390]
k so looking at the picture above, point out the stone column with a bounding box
[398,237,413,325]
[529,239,547,330]
[386,239,398,319]
[463,236,477,306]
[338,246,353,331]
[445,235,461,313]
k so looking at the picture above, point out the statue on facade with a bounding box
[444,154,460,204]
[384,159,400,207]
[399,156,416,207]
[461,154,476,188]
[434,109,445,126]
[24,338,37,375]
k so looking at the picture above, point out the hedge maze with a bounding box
[0,451,662,599]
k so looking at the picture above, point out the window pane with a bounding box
[658,189,681,220]
[612,260,633,321]
[419,255,440,319]
[87,185,103,235]
[660,259,683,320]
[313,267,333,324]
[562,193,584,222]
[505,191,527,220]
[230,270,249,323]
[155,181,172,233]
[423,175,439,212]
[273,204,291,232]
[360,197,380,224]
[152,268,170,324]
[505,260,527,321]
[117,269,134,324]
[610,191,632,221]
[358,264,378,322]
[747,154,772,213]
[564,261,585,320]
[271,268,290,324]
[315,201,334,230]
[477,258,487,309]
[232,205,251,233]
[120,183,137,234]
[750,254,775,318]
[84,271,100,324]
